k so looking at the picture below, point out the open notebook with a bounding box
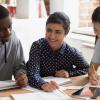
[0,81,20,91]
[42,76,72,85]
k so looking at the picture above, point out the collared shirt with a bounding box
[27,38,89,89]
[0,30,26,80]
[92,38,100,64]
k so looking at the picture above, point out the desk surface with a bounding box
[0,75,99,100]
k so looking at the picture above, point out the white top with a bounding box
[92,38,100,64]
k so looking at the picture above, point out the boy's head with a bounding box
[92,6,100,38]
[46,12,70,35]
[45,12,70,50]
[0,5,12,42]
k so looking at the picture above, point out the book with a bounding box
[0,81,20,91]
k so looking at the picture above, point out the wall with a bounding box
[79,0,100,27]
[64,0,79,29]
[50,0,79,29]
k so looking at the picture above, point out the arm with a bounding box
[88,39,100,84]
[13,40,28,86]
[27,42,59,91]
[26,42,46,89]
[69,48,89,77]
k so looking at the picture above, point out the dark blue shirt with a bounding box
[27,38,89,89]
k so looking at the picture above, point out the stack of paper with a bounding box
[0,81,16,87]
[42,76,72,85]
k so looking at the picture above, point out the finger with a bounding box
[42,83,55,92]
[90,79,98,85]
[16,76,28,87]
[59,70,69,77]
[16,74,27,81]
[16,72,25,78]
[17,79,28,87]
[63,72,69,78]
[51,81,59,89]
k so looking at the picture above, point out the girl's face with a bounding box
[93,22,100,38]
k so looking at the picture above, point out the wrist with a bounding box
[41,82,48,90]
[15,69,27,79]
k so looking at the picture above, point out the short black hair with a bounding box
[92,6,100,44]
[92,6,100,23]
[46,12,70,34]
[0,5,9,19]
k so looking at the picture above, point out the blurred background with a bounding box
[0,0,100,63]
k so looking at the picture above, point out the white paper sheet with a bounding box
[61,86,83,90]
[42,76,72,85]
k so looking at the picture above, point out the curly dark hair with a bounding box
[0,5,9,19]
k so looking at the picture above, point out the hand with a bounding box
[89,74,100,85]
[41,81,59,92]
[55,69,69,78]
[15,71,28,87]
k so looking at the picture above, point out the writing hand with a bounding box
[89,74,100,85]
[89,64,100,85]
[41,81,59,92]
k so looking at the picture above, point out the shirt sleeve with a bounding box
[91,39,100,64]
[13,40,27,77]
[69,48,89,77]
[26,42,46,89]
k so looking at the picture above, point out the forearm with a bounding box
[14,62,27,78]
[28,75,46,89]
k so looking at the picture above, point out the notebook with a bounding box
[0,81,20,91]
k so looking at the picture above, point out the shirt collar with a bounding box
[45,39,66,55]
[59,42,66,55]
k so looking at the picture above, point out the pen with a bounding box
[91,64,99,85]
[57,89,65,95]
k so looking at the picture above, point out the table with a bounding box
[0,75,99,100]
